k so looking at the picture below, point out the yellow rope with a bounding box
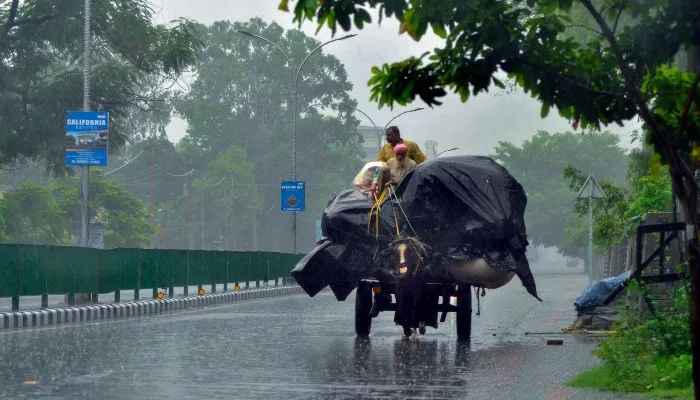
[366,187,402,239]
[367,188,389,238]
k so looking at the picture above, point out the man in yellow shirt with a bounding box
[377,126,427,165]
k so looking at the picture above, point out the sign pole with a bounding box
[281,181,305,254]
[80,0,91,247]
[576,174,605,286]
[587,193,594,285]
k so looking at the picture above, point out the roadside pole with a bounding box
[64,0,110,305]
[576,174,606,285]
[77,0,92,304]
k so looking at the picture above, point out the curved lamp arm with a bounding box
[435,147,459,157]
[236,30,291,63]
[339,104,381,138]
[294,34,357,88]
[383,107,424,133]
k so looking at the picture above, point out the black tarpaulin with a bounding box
[291,155,540,302]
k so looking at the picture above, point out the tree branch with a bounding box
[612,0,627,35]
[521,60,626,99]
[563,23,602,37]
[579,0,689,178]
[582,3,700,393]
[11,14,60,27]
[0,80,23,95]
[677,72,700,137]
[0,0,19,45]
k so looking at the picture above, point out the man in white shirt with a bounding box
[386,143,417,186]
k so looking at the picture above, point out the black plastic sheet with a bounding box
[292,155,540,301]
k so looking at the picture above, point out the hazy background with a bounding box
[151,0,641,153]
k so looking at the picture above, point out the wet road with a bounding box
[0,268,638,400]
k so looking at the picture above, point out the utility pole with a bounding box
[200,186,204,250]
[186,178,193,250]
[251,175,257,250]
[148,146,157,248]
[79,0,91,247]
[228,175,234,250]
[576,174,605,285]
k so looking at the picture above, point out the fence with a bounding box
[598,212,687,316]
[0,244,303,311]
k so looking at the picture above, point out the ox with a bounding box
[375,235,515,341]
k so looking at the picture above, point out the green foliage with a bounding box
[627,145,655,194]
[640,66,700,166]
[569,366,695,399]
[492,131,628,257]
[623,173,673,235]
[564,164,630,251]
[167,18,364,252]
[89,173,154,248]
[578,284,693,394]
[0,173,153,248]
[0,183,69,245]
[189,146,255,248]
[563,162,672,251]
[284,0,693,119]
[280,0,699,181]
[0,0,202,172]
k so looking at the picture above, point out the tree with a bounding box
[281,0,700,391]
[564,165,632,252]
[108,135,189,214]
[0,183,68,245]
[50,172,154,248]
[0,173,153,247]
[562,163,673,255]
[173,18,365,252]
[189,145,255,250]
[492,131,628,255]
[0,0,201,172]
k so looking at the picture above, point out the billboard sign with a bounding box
[65,111,109,166]
[280,181,305,212]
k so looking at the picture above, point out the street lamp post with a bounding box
[80,0,92,248]
[382,108,424,133]
[237,30,357,254]
[339,105,382,150]
[341,105,425,151]
[435,147,459,157]
[576,174,606,285]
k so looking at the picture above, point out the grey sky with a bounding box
[153,1,641,155]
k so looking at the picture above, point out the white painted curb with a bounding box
[0,285,304,330]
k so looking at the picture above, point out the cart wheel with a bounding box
[355,281,373,337]
[456,284,472,341]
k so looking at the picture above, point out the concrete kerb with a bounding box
[0,285,304,330]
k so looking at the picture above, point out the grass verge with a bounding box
[568,366,694,399]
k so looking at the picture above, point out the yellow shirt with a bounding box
[377,139,427,164]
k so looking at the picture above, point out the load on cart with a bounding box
[291,155,541,341]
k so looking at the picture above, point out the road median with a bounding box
[0,285,304,330]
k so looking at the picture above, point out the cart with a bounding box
[354,278,474,340]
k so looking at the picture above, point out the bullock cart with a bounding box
[291,155,541,342]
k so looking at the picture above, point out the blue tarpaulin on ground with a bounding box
[574,270,632,312]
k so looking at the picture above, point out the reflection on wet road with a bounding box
[0,269,638,399]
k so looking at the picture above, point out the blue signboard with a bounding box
[281,181,305,212]
[65,111,109,166]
